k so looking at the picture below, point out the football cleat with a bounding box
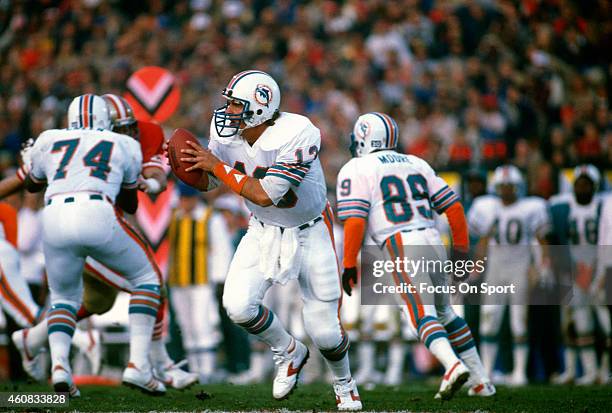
[468,381,496,397]
[507,371,528,387]
[436,361,470,400]
[272,338,309,400]
[334,378,362,411]
[52,365,80,398]
[122,362,166,396]
[154,360,198,390]
[11,329,46,382]
[551,371,574,385]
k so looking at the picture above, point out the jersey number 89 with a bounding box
[380,175,432,224]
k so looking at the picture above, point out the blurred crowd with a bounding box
[0,0,610,199]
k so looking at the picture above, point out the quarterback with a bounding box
[177,70,361,411]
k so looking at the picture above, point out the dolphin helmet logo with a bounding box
[254,84,272,107]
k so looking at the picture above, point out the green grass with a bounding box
[2,381,611,412]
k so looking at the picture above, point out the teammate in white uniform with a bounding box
[24,94,165,397]
[11,94,197,389]
[467,165,550,386]
[337,112,493,400]
[550,165,610,385]
[177,70,361,411]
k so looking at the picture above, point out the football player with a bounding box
[0,200,40,328]
[23,94,164,397]
[11,94,197,389]
[549,165,610,385]
[468,165,550,386]
[176,70,361,411]
[336,112,493,400]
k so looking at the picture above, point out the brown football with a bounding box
[167,128,208,188]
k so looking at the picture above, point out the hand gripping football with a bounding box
[167,128,208,188]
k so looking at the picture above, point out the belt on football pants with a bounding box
[46,193,108,205]
[255,215,323,232]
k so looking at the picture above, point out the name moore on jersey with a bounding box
[336,151,459,246]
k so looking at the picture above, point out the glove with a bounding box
[137,176,162,194]
[342,267,358,296]
[17,138,35,181]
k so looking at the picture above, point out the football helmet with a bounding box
[350,112,399,157]
[67,94,111,130]
[573,164,600,189]
[491,164,524,193]
[214,70,281,137]
[102,93,138,138]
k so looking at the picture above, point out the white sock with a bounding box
[563,347,576,376]
[579,347,597,377]
[187,352,199,374]
[459,346,489,384]
[128,313,156,369]
[429,337,459,371]
[512,344,528,379]
[71,328,91,353]
[49,333,72,371]
[198,350,216,377]
[384,341,405,383]
[481,340,498,376]
[26,320,49,354]
[324,353,351,383]
[255,317,292,350]
[357,341,375,374]
[150,338,173,368]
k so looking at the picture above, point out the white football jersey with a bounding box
[549,192,601,265]
[208,112,327,227]
[30,128,142,203]
[336,151,459,246]
[468,195,549,246]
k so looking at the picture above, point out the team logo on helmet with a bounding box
[357,120,370,138]
[254,84,272,107]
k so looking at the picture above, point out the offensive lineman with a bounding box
[176,70,362,411]
[467,165,550,386]
[336,112,493,400]
[23,94,164,396]
[11,94,197,389]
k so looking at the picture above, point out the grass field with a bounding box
[2,381,612,412]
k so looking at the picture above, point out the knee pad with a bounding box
[303,300,343,351]
[222,291,259,324]
[82,270,119,315]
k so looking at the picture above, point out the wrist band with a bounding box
[143,177,162,194]
[213,162,248,195]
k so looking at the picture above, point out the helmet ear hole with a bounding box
[256,109,263,115]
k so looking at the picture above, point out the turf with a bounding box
[2,381,611,412]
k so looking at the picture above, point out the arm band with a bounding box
[213,162,248,195]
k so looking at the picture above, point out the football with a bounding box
[167,128,208,188]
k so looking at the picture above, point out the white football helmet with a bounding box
[67,94,111,130]
[350,112,399,157]
[573,164,600,189]
[214,70,281,137]
[491,164,524,192]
